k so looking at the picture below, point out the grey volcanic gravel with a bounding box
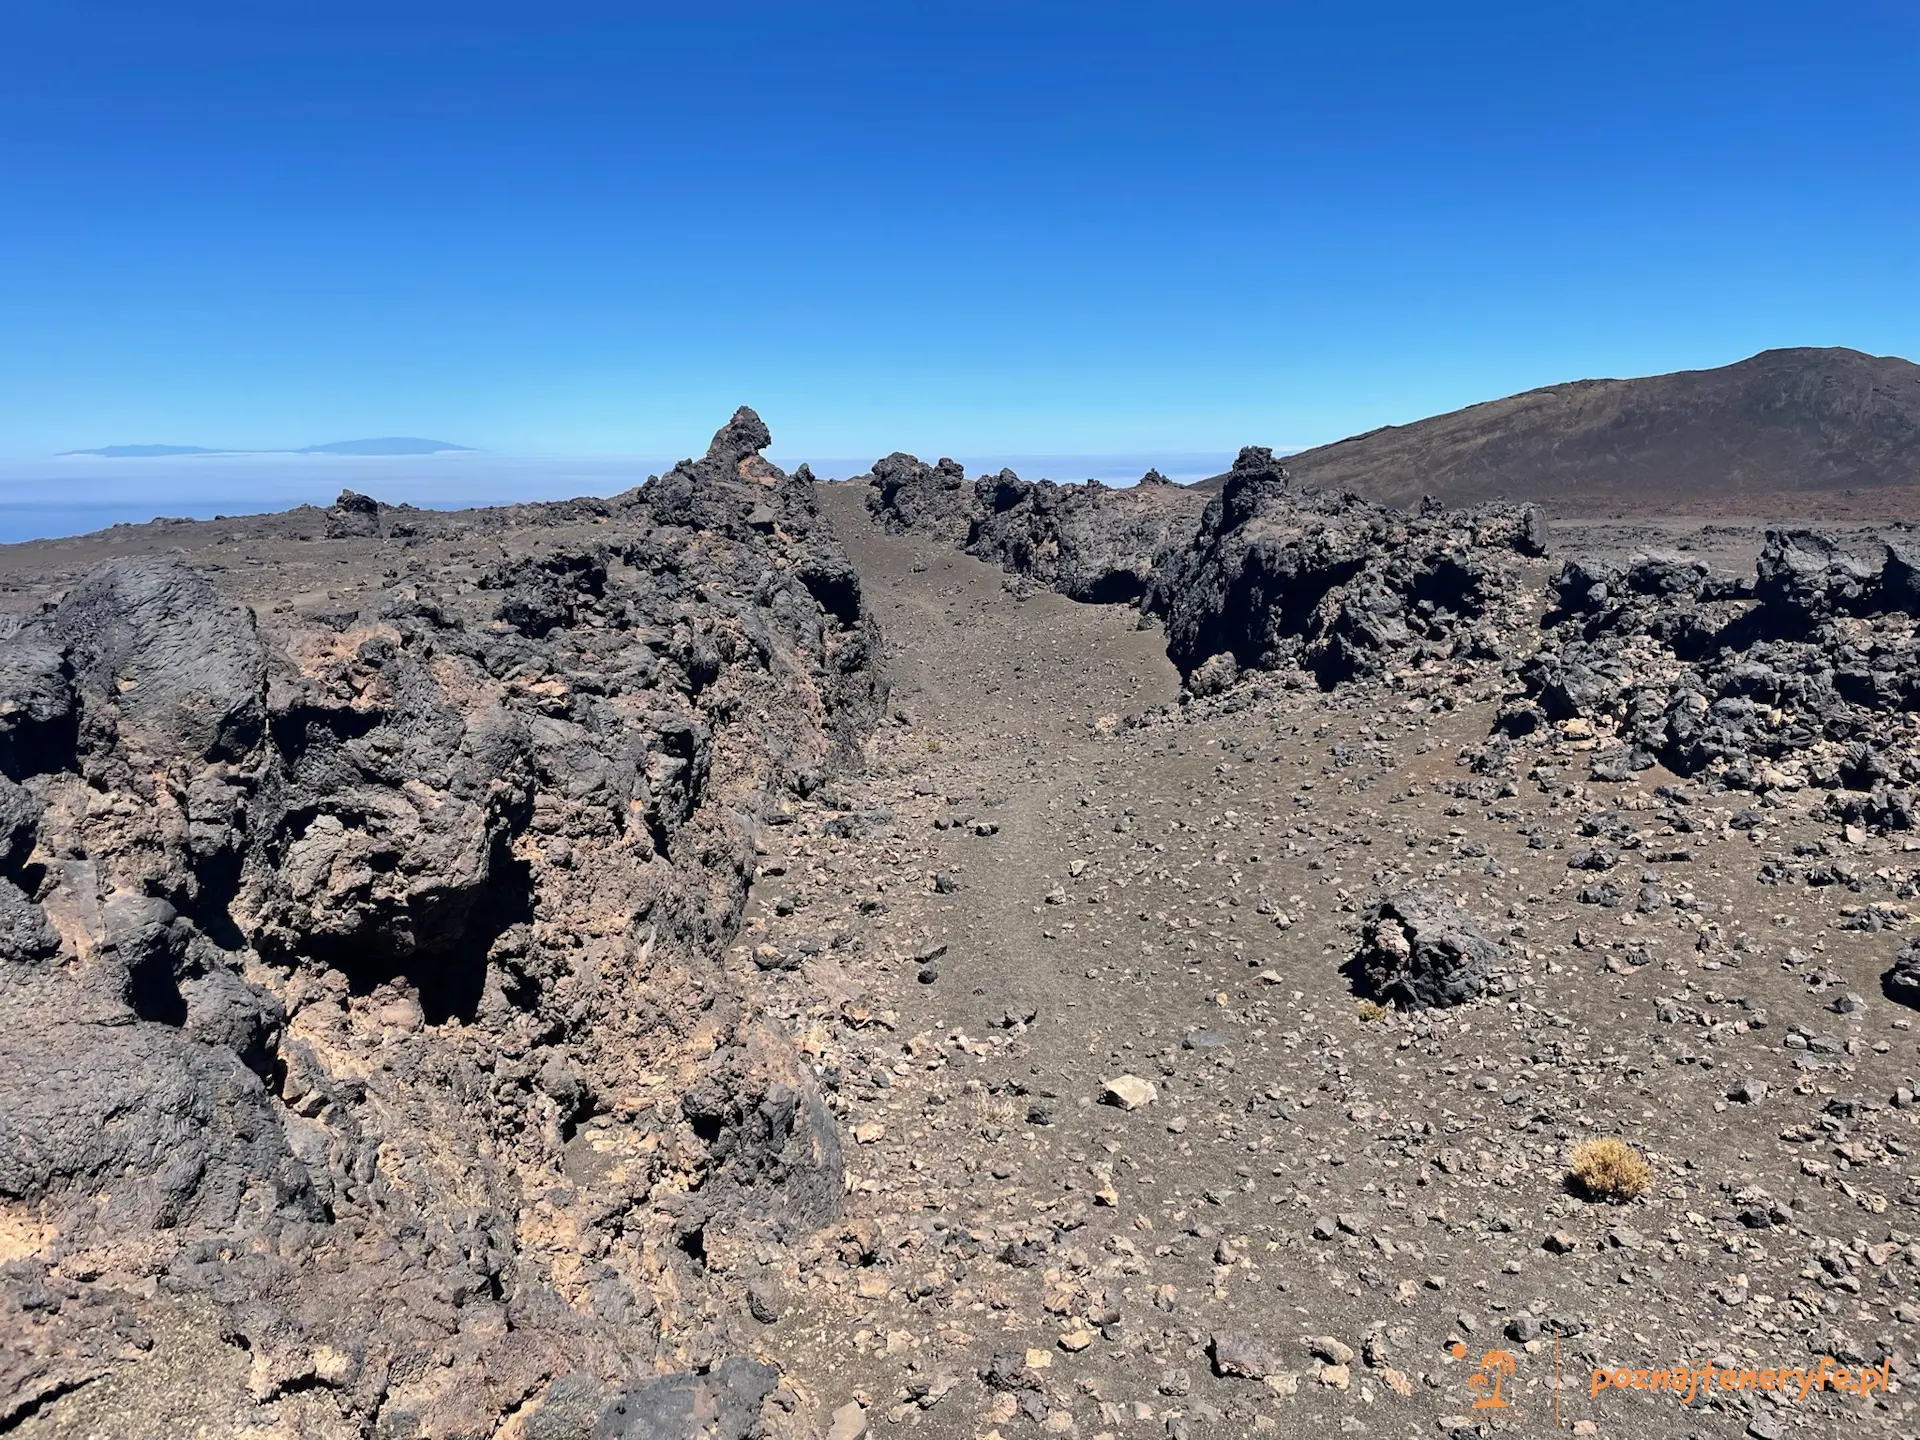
[740,484,1918,1440]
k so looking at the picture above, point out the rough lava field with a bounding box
[2,414,1918,1440]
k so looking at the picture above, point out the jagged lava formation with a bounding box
[0,410,882,1438]
[864,445,1920,1006]
[867,443,1546,693]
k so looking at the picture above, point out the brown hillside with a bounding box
[1202,346,1920,516]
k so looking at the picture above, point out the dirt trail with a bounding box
[793,484,1181,1042]
[741,486,1919,1440]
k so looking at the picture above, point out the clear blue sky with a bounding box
[2,1,1916,463]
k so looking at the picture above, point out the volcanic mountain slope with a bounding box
[1210,347,1920,516]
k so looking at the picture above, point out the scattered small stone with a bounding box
[1305,1336,1354,1366]
[1209,1332,1280,1381]
[827,1401,868,1440]
[1101,1075,1158,1110]
[746,1277,784,1324]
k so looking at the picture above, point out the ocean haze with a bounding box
[60,444,223,458]
[60,437,475,458]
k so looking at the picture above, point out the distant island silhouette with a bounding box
[61,437,475,458]
[66,444,225,458]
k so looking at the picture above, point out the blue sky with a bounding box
[2,1,1916,468]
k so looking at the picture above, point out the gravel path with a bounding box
[746,485,1919,1440]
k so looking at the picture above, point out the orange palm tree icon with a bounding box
[1466,1349,1517,1409]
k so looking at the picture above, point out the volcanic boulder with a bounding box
[1150,451,1542,687]
[865,452,976,542]
[37,556,268,768]
[1350,889,1498,1010]
[966,469,1206,606]
[1887,937,1920,1010]
[325,489,382,539]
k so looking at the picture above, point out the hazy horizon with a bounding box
[0,445,1244,546]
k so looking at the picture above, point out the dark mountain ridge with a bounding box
[1204,347,1920,515]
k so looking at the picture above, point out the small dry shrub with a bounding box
[1566,1137,1652,1203]
[1356,999,1388,1023]
[966,1090,1017,1127]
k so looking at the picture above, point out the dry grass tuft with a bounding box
[1355,999,1389,1023]
[966,1090,1018,1127]
[1566,1137,1652,1203]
